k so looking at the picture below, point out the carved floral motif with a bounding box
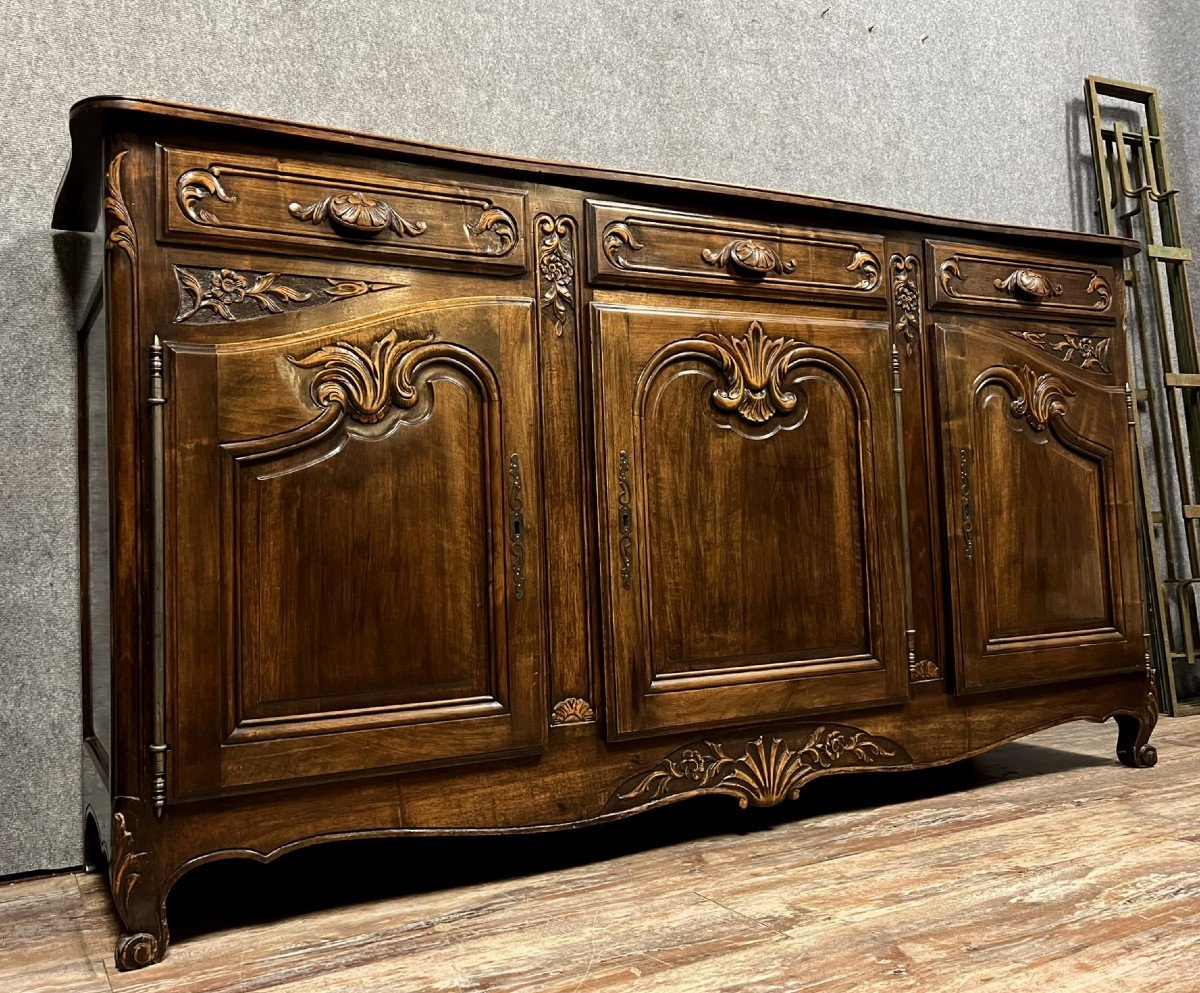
[701,238,796,277]
[105,151,136,262]
[697,320,807,425]
[536,214,576,334]
[176,166,238,225]
[890,253,919,356]
[174,266,404,323]
[607,726,907,812]
[288,192,427,237]
[1013,330,1112,374]
[551,697,596,725]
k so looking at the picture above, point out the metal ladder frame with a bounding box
[1086,75,1200,714]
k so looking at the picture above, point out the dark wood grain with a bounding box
[51,99,1155,971]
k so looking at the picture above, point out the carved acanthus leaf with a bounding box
[1086,273,1112,310]
[110,812,145,919]
[287,329,497,426]
[846,250,881,290]
[466,205,518,256]
[698,320,807,425]
[105,151,136,262]
[601,222,646,268]
[1006,363,1076,431]
[176,166,237,225]
[607,726,907,813]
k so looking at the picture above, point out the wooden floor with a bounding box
[5,718,1199,993]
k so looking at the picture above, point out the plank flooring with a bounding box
[4,718,1199,993]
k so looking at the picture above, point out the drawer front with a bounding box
[160,146,528,273]
[928,240,1116,319]
[586,200,887,303]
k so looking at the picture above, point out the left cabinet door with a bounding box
[165,298,545,799]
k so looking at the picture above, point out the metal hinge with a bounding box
[148,337,168,814]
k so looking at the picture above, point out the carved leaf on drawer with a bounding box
[465,205,519,256]
[606,725,908,813]
[846,250,881,291]
[176,166,238,225]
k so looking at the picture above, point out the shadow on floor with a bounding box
[167,735,1118,942]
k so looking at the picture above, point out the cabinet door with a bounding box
[166,298,544,798]
[936,323,1143,692]
[594,303,908,738]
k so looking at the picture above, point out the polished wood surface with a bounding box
[53,98,1156,970]
[5,719,1196,993]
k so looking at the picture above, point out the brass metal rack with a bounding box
[1086,75,1200,715]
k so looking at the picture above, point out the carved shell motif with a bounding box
[550,698,596,725]
[698,320,807,424]
[607,726,907,813]
[701,238,796,277]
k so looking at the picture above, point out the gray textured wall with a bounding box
[0,0,1173,876]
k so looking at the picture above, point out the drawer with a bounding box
[586,200,887,303]
[928,240,1115,320]
[158,146,528,273]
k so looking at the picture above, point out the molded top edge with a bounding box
[52,95,1139,258]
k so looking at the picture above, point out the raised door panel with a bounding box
[167,297,544,798]
[936,323,1143,691]
[595,303,907,739]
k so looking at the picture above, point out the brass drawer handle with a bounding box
[288,191,427,238]
[994,267,1063,300]
[701,238,796,277]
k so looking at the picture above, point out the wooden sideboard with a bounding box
[53,97,1157,970]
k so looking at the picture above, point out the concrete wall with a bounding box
[0,0,1165,875]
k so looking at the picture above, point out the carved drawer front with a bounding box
[594,302,908,739]
[935,323,1143,692]
[164,298,545,798]
[161,146,527,273]
[928,240,1115,320]
[587,201,887,303]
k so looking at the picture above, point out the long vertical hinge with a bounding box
[148,337,168,815]
[891,344,903,394]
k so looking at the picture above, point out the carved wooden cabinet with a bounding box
[55,98,1157,970]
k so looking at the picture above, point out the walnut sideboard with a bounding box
[53,97,1157,969]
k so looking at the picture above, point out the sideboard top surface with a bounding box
[52,95,1138,259]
